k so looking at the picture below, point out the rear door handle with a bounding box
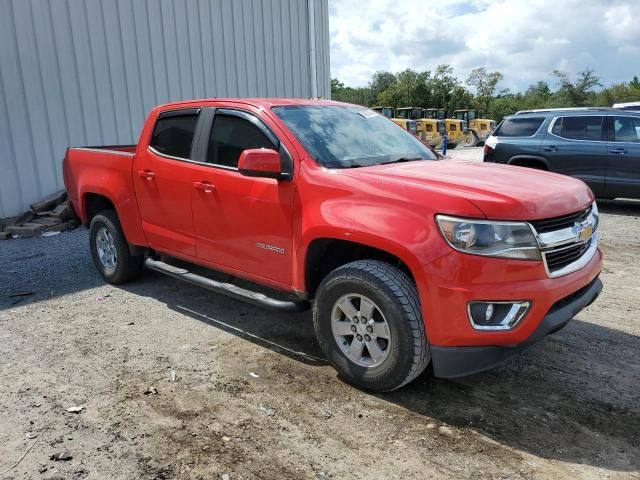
[610,148,627,155]
[543,146,558,152]
[138,170,155,180]
[193,181,215,193]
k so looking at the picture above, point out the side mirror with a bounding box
[238,148,288,180]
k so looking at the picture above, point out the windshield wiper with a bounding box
[380,157,424,165]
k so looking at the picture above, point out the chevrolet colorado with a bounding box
[63,99,602,391]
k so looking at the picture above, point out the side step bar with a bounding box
[144,258,310,312]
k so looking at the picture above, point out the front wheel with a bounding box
[89,210,144,284]
[313,260,430,392]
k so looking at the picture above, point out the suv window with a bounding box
[150,112,199,159]
[494,117,544,137]
[553,116,603,141]
[207,114,275,168]
[613,116,640,142]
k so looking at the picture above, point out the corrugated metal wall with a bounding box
[0,0,330,218]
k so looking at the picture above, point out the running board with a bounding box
[144,258,310,312]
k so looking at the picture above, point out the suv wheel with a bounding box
[313,260,430,392]
[89,210,144,284]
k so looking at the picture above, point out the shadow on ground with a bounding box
[125,269,640,472]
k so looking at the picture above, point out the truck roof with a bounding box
[155,97,350,111]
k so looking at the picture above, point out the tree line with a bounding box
[331,66,640,121]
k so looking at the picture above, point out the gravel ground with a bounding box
[1,171,639,479]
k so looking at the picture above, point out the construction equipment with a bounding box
[425,108,464,149]
[394,108,444,147]
[375,106,419,136]
[453,110,496,147]
[372,106,395,118]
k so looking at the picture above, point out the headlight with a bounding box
[436,215,541,260]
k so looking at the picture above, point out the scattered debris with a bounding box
[50,450,73,461]
[1,190,78,240]
[127,321,135,326]
[321,409,332,419]
[0,431,43,476]
[95,295,111,301]
[38,465,48,473]
[221,436,231,442]
[438,425,455,437]
[249,372,259,378]
[171,370,177,382]
[315,472,330,480]
[143,386,158,395]
[258,404,275,417]
[221,474,230,480]
[66,405,85,414]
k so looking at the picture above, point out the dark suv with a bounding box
[483,108,640,199]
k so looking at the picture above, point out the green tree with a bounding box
[466,67,504,112]
[552,68,601,106]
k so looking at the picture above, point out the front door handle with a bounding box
[138,170,155,180]
[610,148,627,155]
[193,181,216,193]
[543,146,558,152]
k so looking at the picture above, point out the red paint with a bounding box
[63,98,601,348]
[238,148,282,175]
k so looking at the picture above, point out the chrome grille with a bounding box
[530,205,598,277]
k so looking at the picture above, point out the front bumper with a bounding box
[430,276,602,378]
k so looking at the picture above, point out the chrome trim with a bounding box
[536,226,583,248]
[542,234,598,278]
[528,202,599,278]
[73,147,134,157]
[467,301,530,331]
[147,146,239,171]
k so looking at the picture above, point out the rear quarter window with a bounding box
[494,117,545,137]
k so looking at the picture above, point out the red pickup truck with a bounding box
[63,98,602,391]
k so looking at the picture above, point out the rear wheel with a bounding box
[313,260,430,392]
[89,210,144,284]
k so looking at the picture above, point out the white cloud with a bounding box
[329,0,640,91]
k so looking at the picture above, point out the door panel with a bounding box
[133,110,200,256]
[542,116,606,195]
[605,116,640,199]
[191,110,295,286]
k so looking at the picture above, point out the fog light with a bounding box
[467,301,530,331]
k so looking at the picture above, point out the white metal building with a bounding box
[0,0,330,218]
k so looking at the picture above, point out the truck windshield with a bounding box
[272,105,436,168]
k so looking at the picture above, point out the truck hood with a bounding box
[342,160,594,220]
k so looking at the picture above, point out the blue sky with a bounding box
[329,0,640,92]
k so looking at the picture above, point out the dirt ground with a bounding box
[1,154,639,479]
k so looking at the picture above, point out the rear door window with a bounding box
[554,116,604,141]
[150,111,200,159]
[494,117,544,137]
[612,116,640,142]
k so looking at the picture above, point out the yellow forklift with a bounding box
[373,106,418,136]
[394,107,445,148]
[424,108,465,149]
[453,109,497,146]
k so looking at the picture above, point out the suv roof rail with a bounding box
[514,107,611,115]
[612,101,640,108]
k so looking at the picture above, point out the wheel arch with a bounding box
[303,236,420,299]
[507,155,550,170]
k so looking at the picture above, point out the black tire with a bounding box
[89,210,144,284]
[313,260,430,392]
